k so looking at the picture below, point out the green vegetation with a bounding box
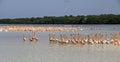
[0,14,120,24]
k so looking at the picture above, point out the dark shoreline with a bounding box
[0,14,120,24]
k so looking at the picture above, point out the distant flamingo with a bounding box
[23,34,27,41]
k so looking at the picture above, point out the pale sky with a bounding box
[0,0,120,18]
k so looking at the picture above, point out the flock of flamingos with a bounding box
[49,32,120,45]
[23,31,120,46]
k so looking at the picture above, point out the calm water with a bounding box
[0,25,120,62]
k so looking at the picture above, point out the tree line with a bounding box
[0,14,120,24]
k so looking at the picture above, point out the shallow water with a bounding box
[0,25,120,62]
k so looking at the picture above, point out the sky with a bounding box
[0,0,120,18]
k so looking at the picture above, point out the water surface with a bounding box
[0,25,120,62]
